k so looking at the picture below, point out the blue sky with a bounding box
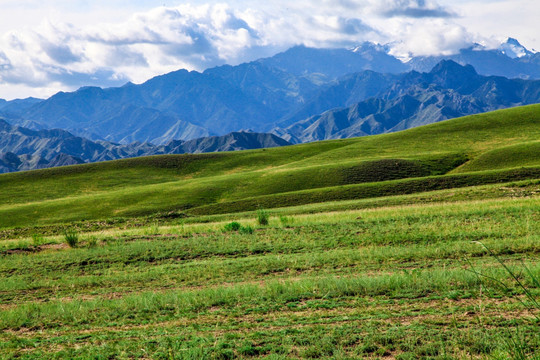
[0,0,538,99]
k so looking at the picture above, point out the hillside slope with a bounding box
[0,104,539,228]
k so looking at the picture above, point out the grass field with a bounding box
[1,195,539,359]
[1,104,540,228]
[1,105,539,359]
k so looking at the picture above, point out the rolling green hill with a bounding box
[1,104,540,229]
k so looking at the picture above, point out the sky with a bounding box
[0,0,538,100]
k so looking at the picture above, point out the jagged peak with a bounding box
[351,42,389,53]
[506,37,522,46]
[499,37,534,58]
[429,60,478,76]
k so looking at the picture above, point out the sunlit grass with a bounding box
[1,105,540,229]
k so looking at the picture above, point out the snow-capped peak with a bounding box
[350,42,389,54]
[499,38,533,59]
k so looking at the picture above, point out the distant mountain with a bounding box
[2,39,539,150]
[0,119,290,173]
[0,43,414,144]
[0,97,43,119]
[256,43,408,79]
[407,38,540,79]
[277,60,540,143]
[276,71,399,129]
[203,61,322,124]
[499,38,534,59]
[158,131,290,154]
[0,119,110,161]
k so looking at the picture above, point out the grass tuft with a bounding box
[223,222,242,232]
[63,229,79,248]
[279,215,294,227]
[31,233,45,247]
[257,207,270,226]
[239,225,254,234]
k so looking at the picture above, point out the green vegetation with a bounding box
[0,105,539,358]
[31,233,45,247]
[0,196,538,358]
[223,221,242,232]
[256,207,270,226]
[0,104,539,228]
[63,229,79,248]
[454,141,540,173]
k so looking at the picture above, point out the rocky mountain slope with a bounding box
[276,61,540,143]
[0,119,290,173]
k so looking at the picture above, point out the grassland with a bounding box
[0,104,540,229]
[1,105,539,358]
[1,195,539,359]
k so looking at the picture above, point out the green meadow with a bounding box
[1,105,539,359]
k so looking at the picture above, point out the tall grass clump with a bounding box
[471,242,539,316]
[239,225,254,234]
[223,222,241,232]
[63,229,79,248]
[86,236,98,249]
[468,242,540,359]
[223,222,254,234]
[256,207,269,226]
[279,215,294,228]
[31,233,45,247]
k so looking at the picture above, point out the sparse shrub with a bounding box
[64,229,79,248]
[223,222,254,233]
[256,207,269,226]
[240,225,254,234]
[31,234,45,247]
[223,222,241,232]
[279,215,294,227]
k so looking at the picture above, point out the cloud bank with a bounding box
[0,0,527,99]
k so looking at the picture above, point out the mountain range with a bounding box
[1,38,539,172]
[408,38,540,79]
[275,60,540,143]
[0,119,290,173]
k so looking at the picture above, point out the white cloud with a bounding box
[439,0,540,52]
[0,0,536,99]
[381,19,473,59]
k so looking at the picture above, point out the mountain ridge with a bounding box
[275,60,540,143]
[0,118,291,173]
[0,39,539,171]
[2,39,538,144]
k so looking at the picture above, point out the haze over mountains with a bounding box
[1,38,540,172]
